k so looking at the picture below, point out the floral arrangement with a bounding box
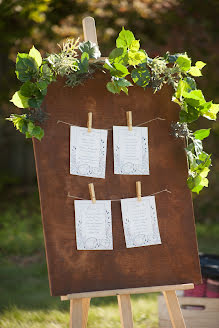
[7,28,219,193]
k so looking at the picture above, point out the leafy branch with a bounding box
[7,29,219,193]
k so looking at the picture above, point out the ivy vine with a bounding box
[7,28,219,194]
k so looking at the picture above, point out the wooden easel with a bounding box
[60,16,194,328]
[61,283,194,328]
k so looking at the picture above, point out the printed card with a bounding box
[70,126,108,178]
[121,196,161,248]
[113,126,149,175]
[74,200,113,250]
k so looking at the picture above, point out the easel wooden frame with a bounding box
[61,283,194,328]
[59,16,195,328]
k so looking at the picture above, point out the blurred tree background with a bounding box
[0,0,219,222]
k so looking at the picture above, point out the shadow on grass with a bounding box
[0,258,156,313]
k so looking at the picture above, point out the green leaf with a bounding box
[10,91,30,108]
[78,52,89,73]
[129,40,140,51]
[103,58,114,71]
[20,81,38,97]
[194,152,211,172]
[6,114,44,140]
[189,66,202,77]
[79,41,101,59]
[16,53,38,82]
[195,61,206,69]
[18,81,47,109]
[121,86,128,95]
[128,50,146,66]
[184,77,197,91]
[106,78,131,95]
[176,54,191,72]
[187,166,210,193]
[27,121,35,134]
[175,77,197,100]
[36,80,48,95]
[6,114,27,130]
[175,80,188,99]
[112,63,129,78]
[202,103,219,120]
[189,61,206,77]
[183,89,205,107]
[28,96,44,108]
[193,128,211,140]
[179,105,200,123]
[29,46,42,67]
[172,97,181,105]
[106,81,120,94]
[108,48,127,65]
[116,78,132,87]
[187,172,209,194]
[109,48,124,61]
[81,52,89,62]
[131,65,150,88]
[31,125,44,140]
[116,28,135,49]
[40,64,55,83]
[166,52,186,63]
[104,58,130,78]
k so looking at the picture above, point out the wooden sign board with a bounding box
[33,72,201,296]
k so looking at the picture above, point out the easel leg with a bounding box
[69,298,90,328]
[163,291,186,328]
[117,294,134,328]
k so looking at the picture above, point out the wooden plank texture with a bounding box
[33,72,201,296]
[69,298,90,328]
[163,291,186,328]
[118,294,134,328]
[61,284,194,300]
[159,296,219,328]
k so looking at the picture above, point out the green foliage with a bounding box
[131,64,150,88]
[79,41,101,59]
[104,28,147,94]
[10,91,29,108]
[8,29,219,194]
[29,45,42,67]
[116,28,135,49]
[106,78,132,95]
[16,53,38,82]
[6,114,44,140]
[9,46,56,139]
[176,54,191,72]
[193,128,211,140]
[78,52,89,73]
[189,61,206,77]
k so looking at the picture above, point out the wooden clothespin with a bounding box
[82,16,98,45]
[88,183,96,204]
[136,181,141,201]
[126,111,132,131]
[87,112,92,132]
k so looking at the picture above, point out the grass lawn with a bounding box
[0,191,218,327]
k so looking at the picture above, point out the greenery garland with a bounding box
[7,28,219,194]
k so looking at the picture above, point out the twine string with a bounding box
[57,117,165,130]
[67,188,171,201]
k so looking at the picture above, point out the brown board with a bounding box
[33,72,201,296]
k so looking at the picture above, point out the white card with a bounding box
[113,126,149,175]
[121,196,161,248]
[70,126,108,178]
[74,200,113,250]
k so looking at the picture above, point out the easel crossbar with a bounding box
[61,283,194,301]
